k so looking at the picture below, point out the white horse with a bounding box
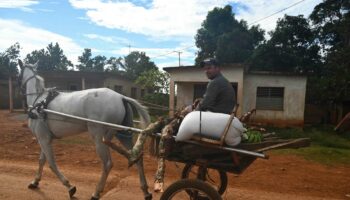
[18,60,152,200]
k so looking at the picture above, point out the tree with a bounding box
[310,0,350,51]
[307,0,350,106]
[0,43,20,78]
[135,69,170,94]
[76,48,93,71]
[249,15,320,73]
[25,42,72,71]
[120,51,157,80]
[92,55,107,72]
[105,57,123,72]
[76,49,111,72]
[46,43,73,71]
[136,69,170,115]
[195,5,264,65]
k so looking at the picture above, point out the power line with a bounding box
[150,45,195,59]
[150,0,308,60]
[248,0,307,26]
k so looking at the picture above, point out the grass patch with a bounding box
[269,125,350,165]
[274,145,350,165]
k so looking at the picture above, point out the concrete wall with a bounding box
[104,78,146,99]
[243,73,307,127]
[176,82,195,108]
[167,64,245,115]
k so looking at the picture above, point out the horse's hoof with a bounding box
[145,193,152,200]
[69,186,76,198]
[28,182,39,189]
[91,196,99,200]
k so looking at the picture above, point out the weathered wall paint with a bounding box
[243,74,307,126]
[165,65,307,127]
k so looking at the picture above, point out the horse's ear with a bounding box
[18,59,24,70]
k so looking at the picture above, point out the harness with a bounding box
[28,88,60,119]
[18,66,60,120]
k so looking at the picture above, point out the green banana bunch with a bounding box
[243,130,263,143]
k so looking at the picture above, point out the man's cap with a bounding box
[200,58,219,67]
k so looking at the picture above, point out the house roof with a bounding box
[163,63,244,72]
[248,70,307,76]
[38,70,132,81]
[164,64,306,76]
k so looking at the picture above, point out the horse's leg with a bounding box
[36,131,76,197]
[89,126,113,200]
[28,151,46,189]
[116,131,152,200]
[136,158,152,200]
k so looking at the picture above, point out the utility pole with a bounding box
[174,51,182,66]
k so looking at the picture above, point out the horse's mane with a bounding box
[25,64,46,90]
[36,75,45,89]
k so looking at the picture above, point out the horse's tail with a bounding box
[122,96,150,128]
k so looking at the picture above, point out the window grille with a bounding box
[256,87,284,110]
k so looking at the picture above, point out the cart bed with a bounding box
[164,137,310,174]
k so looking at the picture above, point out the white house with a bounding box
[164,64,307,127]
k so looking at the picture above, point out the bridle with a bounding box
[18,65,43,96]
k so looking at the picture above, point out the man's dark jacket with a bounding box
[197,73,236,114]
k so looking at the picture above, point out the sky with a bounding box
[0,0,323,69]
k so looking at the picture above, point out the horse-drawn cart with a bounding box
[156,133,310,200]
[31,107,310,200]
[19,61,310,200]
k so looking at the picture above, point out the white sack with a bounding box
[176,111,246,146]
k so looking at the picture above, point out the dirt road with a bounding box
[1,111,349,200]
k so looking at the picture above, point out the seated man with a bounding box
[196,58,236,114]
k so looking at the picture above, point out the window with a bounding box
[256,87,284,110]
[141,89,145,98]
[131,87,137,98]
[114,85,123,94]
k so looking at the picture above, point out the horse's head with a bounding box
[18,59,39,93]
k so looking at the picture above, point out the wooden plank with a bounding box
[256,138,310,152]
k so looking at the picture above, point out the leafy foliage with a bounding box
[249,15,320,73]
[307,0,350,104]
[120,51,157,80]
[135,69,170,94]
[25,42,73,71]
[141,93,169,116]
[0,43,20,78]
[195,5,264,65]
[105,56,123,72]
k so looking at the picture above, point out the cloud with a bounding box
[69,0,322,40]
[69,0,230,39]
[0,18,83,64]
[0,0,39,12]
[0,0,39,8]
[83,33,130,45]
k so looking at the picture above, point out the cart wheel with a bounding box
[160,179,222,200]
[182,164,228,195]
